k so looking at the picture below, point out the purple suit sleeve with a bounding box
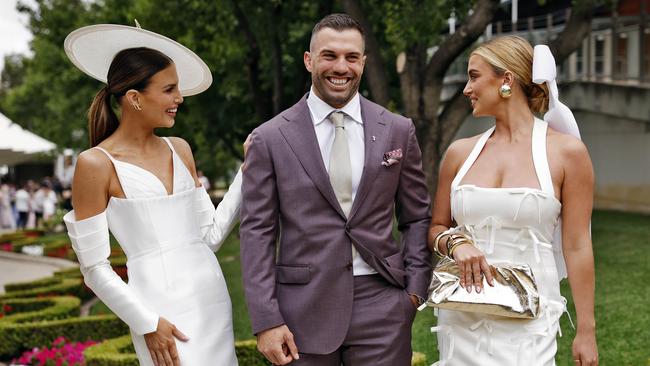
[395,121,432,300]
[240,131,286,334]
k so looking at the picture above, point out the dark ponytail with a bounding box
[86,47,172,147]
[87,86,119,147]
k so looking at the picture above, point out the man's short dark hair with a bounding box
[310,13,365,51]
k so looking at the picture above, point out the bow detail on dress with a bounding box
[470,319,494,355]
[514,227,552,264]
[511,189,546,224]
[475,216,502,254]
[430,325,455,366]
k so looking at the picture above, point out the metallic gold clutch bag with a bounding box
[424,256,540,319]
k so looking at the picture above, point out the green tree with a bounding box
[0,0,598,186]
[344,0,599,194]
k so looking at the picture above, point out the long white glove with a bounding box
[64,210,159,335]
[195,169,242,252]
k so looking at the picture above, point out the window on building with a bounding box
[615,33,628,79]
[644,28,650,82]
[576,43,584,76]
[594,35,605,77]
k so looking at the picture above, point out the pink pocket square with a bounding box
[382,148,402,167]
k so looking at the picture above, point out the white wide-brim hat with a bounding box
[64,24,212,96]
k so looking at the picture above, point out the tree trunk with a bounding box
[270,3,283,115]
[548,0,598,61]
[341,0,391,107]
[418,0,501,196]
[230,0,269,122]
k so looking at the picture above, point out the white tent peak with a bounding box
[0,111,57,166]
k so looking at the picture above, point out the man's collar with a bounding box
[306,87,362,126]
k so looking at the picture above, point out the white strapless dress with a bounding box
[64,137,240,365]
[433,119,569,366]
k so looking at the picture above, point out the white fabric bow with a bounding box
[532,45,581,139]
[532,45,591,280]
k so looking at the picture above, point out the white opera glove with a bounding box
[63,210,159,335]
[195,169,242,252]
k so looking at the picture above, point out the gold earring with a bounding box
[498,84,512,98]
[131,103,142,111]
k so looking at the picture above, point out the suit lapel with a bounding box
[348,97,390,221]
[279,96,346,219]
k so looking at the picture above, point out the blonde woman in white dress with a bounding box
[63,25,247,366]
[428,36,598,365]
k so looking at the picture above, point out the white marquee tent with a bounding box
[0,112,57,166]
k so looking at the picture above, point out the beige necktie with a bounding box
[328,111,353,217]
[328,111,358,261]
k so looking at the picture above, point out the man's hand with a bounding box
[409,294,420,308]
[256,324,299,365]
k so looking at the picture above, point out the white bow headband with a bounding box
[532,45,581,139]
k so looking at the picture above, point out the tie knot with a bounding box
[328,111,345,128]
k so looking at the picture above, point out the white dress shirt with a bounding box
[306,88,377,276]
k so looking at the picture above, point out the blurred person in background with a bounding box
[15,183,30,229]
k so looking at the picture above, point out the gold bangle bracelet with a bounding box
[432,231,448,258]
[446,233,472,254]
[448,241,471,259]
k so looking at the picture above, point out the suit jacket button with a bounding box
[346,261,353,270]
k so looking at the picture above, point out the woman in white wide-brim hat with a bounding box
[62,24,246,366]
[427,36,598,365]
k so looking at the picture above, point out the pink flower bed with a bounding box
[10,337,98,366]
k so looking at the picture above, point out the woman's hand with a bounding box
[242,134,252,170]
[451,243,494,293]
[572,329,598,366]
[144,317,189,366]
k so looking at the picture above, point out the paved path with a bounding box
[0,251,77,294]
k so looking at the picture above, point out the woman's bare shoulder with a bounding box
[445,134,482,167]
[75,148,114,178]
[546,128,590,163]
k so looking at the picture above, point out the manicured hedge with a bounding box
[84,335,138,366]
[0,315,128,359]
[412,352,426,366]
[83,336,428,366]
[0,277,89,301]
[54,266,83,278]
[0,230,43,243]
[4,276,61,292]
[0,296,80,324]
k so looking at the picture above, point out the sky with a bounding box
[0,0,36,72]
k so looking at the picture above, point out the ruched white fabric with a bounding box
[64,137,240,365]
[433,119,568,366]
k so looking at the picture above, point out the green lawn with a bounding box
[94,210,650,365]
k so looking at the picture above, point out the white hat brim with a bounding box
[64,24,212,96]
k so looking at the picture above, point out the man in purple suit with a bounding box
[240,13,431,365]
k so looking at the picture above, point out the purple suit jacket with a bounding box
[240,94,431,354]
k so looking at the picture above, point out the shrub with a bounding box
[54,267,83,279]
[84,335,138,366]
[0,315,128,359]
[11,336,98,366]
[0,277,90,301]
[0,296,80,324]
[4,276,60,292]
[83,336,428,366]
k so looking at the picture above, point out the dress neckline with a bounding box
[94,137,180,198]
[451,118,556,198]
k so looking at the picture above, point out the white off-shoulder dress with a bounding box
[434,119,569,365]
[64,137,241,365]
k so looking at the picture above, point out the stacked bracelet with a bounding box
[446,233,473,259]
[432,231,448,258]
